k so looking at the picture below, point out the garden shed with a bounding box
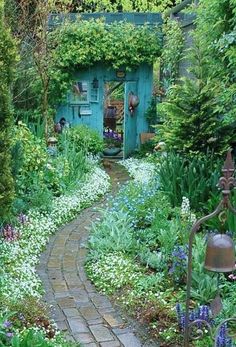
[50,13,162,157]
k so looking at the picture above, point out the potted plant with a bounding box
[103,130,122,156]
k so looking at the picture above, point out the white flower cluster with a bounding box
[86,252,142,294]
[120,158,156,184]
[86,153,101,165]
[0,166,110,302]
[181,196,196,224]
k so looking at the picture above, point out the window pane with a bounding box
[71,81,88,103]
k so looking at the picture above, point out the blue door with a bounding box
[124,81,138,158]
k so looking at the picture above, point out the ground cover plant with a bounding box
[86,158,236,346]
[0,118,110,345]
[0,158,110,345]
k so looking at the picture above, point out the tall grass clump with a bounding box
[158,152,221,211]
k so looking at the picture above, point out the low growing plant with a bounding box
[58,125,104,155]
[110,179,160,229]
[191,236,218,303]
[88,209,137,259]
[86,252,143,294]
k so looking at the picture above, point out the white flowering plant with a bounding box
[86,252,143,294]
[181,197,196,225]
[0,164,110,345]
[119,158,156,184]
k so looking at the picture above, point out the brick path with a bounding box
[38,162,153,347]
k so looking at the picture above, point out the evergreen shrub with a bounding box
[0,2,17,221]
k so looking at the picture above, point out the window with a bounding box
[70,81,89,104]
[90,82,99,102]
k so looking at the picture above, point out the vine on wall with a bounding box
[73,0,179,13]
[49,19,162,103]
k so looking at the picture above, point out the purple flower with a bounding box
[18,213,27,224]
[1,224,20,242]
[5,332,13,338]
[18,313,25,321]
[198,305,210,321]
[216,323,232,347]
[169,245,188,283]
[172,246,188,260]
[2,320,12,329]
[176,304,213,332]
[103,130,122,142]
[176,303,185,331]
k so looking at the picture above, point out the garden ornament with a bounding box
[204,233,235,273]
[47,136,58,156]
[47,137,58,147]
[128,92,139,114]
[154,141,166,151]
[184,150,236,347]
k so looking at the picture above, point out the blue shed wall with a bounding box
[55,63,153,149]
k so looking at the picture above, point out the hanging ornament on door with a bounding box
[128,91,139,115]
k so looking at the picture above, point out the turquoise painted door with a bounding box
[124,81,138,158]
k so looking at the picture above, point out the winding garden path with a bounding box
[38,162,153,347]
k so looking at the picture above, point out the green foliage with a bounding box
[11,330,53,347]
[50,19,161,102]
[159,0,236,155]
[139,247,167,272]
[59,125,104,155]
[88,210,136,259]
[134,140,155,158]
[161,18,184,92]
[108,180,161,229]
[158,152,220,211]
[75,0,178,12]
[145,96,158,128]
[13,174,53,214]
[86,252,143,294]
[193,0,236,145]
[191,236,218,303]
[158,60,232,154]
[0,311,15,346]
[11,123,90,212]
[10,329,80,347]
[45,144,90,196]
[5,297,55,339]
[0,1,17,221]
[13,123,47,174]
[11,123,49,213]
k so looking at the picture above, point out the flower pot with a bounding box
[103,147,121,156]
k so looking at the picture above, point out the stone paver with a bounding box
[38,161,153,346]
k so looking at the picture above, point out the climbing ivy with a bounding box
[49,19,162,103]
[74,0,178,13]
[0,0,17,221]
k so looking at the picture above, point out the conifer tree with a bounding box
[158,40,232,155]
[0,0,17,221]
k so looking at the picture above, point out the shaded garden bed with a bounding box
[86,156,236,347]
